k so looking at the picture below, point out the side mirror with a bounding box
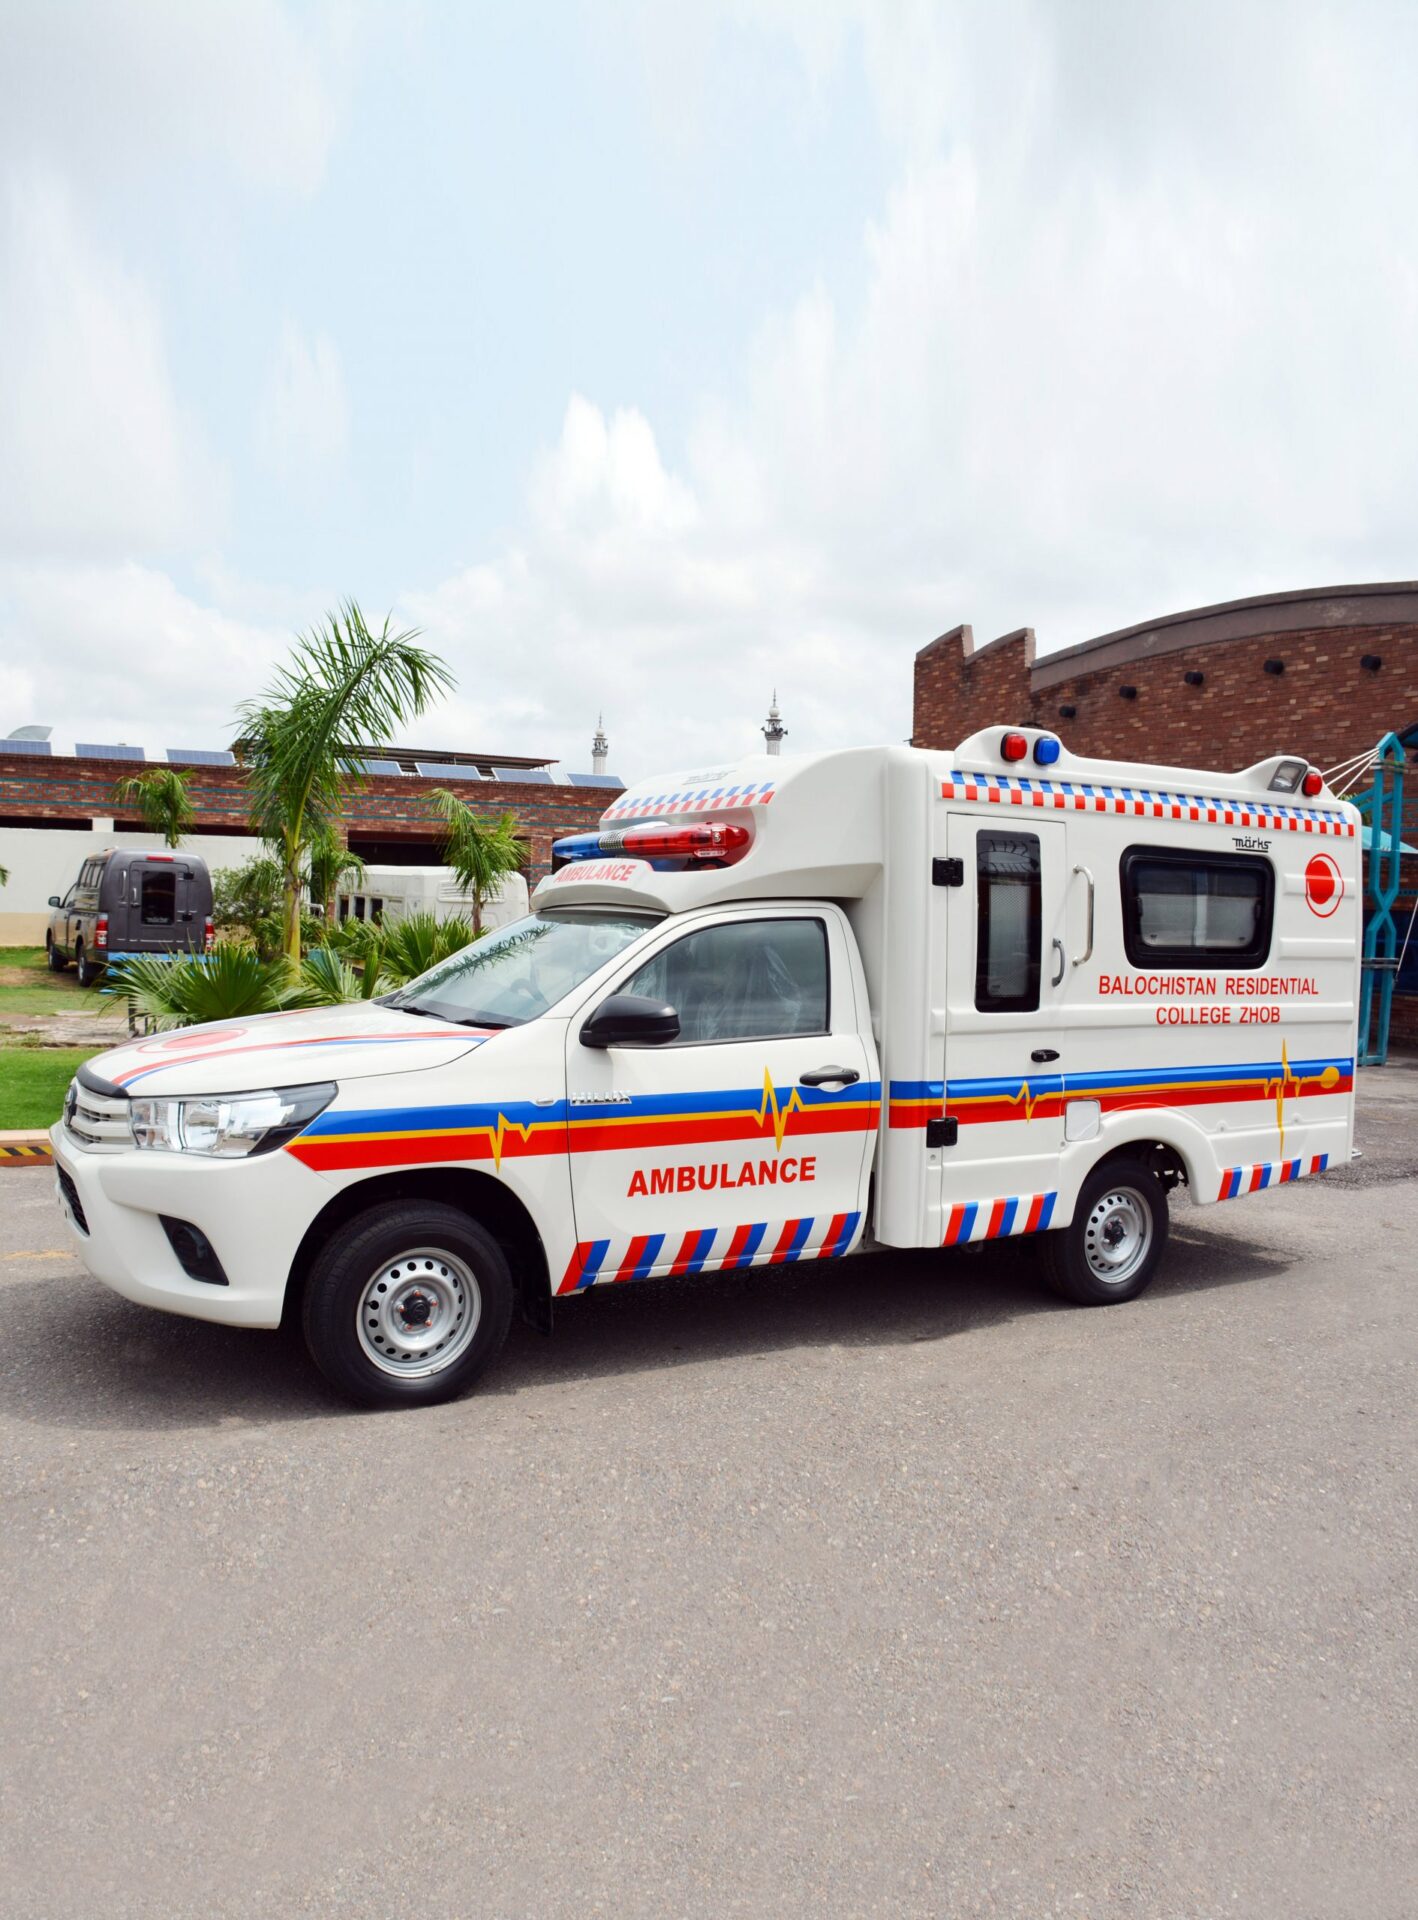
[580,993,680,1050]
[48,896,61,908]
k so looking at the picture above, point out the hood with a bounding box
[89,1003,496,1097]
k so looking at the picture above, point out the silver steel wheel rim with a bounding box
[1082,1187,1151,1285]
[356,1247,482,1379]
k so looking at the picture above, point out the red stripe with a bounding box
[1024,1193,1045,1233]
[613,1234,651,1282]
[769,1219,801,1262]
[985,1198,1007,1240]
[556,1243,592,1296]
[723,1223,753,1266]
[1248,1165,1265,1193]
[669,1229,702,1277]
[943,1203,965,1246]
[818,1212,848,1258]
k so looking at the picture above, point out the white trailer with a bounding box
[335,864,528,932]
[52,728,1359,1409]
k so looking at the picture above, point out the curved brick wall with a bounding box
[912,583,1417,774]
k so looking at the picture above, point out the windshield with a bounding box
[385,910,657,1027]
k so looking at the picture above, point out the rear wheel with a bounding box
[302,1201,515,1409]
[75,940,101,989]
[1040,1157,1168,1306]
[46,936,65,972]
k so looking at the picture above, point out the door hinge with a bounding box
[932,856,964,887]
[926,1116,958,1149]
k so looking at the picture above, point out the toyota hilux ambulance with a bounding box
[51,730,1360,1408]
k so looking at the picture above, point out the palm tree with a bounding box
[106,948,297,1029]
[306,825,365,923]
[429,789,526,935]
[112,766,195,847]
[238,602,452,960]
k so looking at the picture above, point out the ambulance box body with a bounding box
[51,731,1360,1407]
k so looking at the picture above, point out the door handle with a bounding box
[1031,1048,1059,1064]
[1051,937,1065,987]
[798,1066,860,1087]
[1071,864,1095,967]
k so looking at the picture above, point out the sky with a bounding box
[1,0,1416,781]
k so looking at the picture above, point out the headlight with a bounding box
[129,1083,336,1158]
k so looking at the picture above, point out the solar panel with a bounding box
[568,772,624,788]
[166,747,236,767]
[415,761,487,780]
[349,758,405,777]
[491,766,551,785]
[76,742,144,761]
[1,737,52,755]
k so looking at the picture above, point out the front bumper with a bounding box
[49,1125,321,1328]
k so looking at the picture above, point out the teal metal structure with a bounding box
[1353,732,1406,1065]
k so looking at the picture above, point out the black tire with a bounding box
[75,940,100,989]
[1039,1156,1169,1306]
[302,1200,515,1409]
[46,937,66,972]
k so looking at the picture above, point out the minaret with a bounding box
[592,714,609,776]
[761,690,786,756]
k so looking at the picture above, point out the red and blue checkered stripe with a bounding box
[1217,1153,1329,1201]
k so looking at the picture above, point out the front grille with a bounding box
[56,1165,89,1235]
[63,1080,133,1153]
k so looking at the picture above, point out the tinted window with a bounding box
[140,869,176,925]
[1121,847,1272,967]
[626,918,828,1044]
[975,832,1041,1013]
[388,910,653,1026]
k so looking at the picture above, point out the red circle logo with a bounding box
[136,1026,249,1056]
[1304,853,1343,917]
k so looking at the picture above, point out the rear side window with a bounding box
[140,868,177,925]
[975,832,1041,1012]
[625,917,829,1044]
[1121,847,1273,967]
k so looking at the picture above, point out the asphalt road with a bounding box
[1,1075,1414,1919]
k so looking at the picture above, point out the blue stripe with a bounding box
[1037,1191,1057,1230]
[685,1227,716,1275]
[631,1234,665,1281]
[1318,1153,1329,1173]
[998,1197,1019,1237]
[957,1201,979,1243]
[783,1216,813,1262]
[728,1222,767,1268]
[888,1079,945,1100]
[832,1211,861,1256]
[576,1240,611,1290]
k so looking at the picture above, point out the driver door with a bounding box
[560,908,876,1290]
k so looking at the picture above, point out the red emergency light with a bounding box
[615,821,751,863]
[1000,731,1029,763]
[1301,770,1323,798]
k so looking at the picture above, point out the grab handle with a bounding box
[1051,938,1065,987]
[799,1066,860,1087]
[1071,865,1095,967]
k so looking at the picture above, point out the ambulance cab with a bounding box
[51,733,1360,1407]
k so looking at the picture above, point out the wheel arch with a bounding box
[1056,1109,1217,1225]
[285,1168,551,1332]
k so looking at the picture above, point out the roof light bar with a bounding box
[551,819,751,871]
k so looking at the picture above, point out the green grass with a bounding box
[0,1047,102,1130]
[0,946,116,1017]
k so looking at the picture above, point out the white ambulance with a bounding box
[51,730,1360,1408]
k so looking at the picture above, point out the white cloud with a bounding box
[256,322,352,496]
[0,172,220,560]
[0,561,283,745]
[0,0,348,199]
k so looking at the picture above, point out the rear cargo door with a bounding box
[128,859,188,952]
[936,813,1070,1243]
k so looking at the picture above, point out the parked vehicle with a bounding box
[46,850,214,986]
[335,864,528,931]
[51,731,1359,1408]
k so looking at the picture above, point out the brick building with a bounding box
[0,736,620,942]
[913,581,1414,772]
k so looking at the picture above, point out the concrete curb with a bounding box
[0,1131,54,1168]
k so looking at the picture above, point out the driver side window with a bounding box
[624,917,829,1046]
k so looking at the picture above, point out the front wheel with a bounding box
[302,1201,515,1409]
[46,937,66,972]
[1039,1157,1169,1306]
